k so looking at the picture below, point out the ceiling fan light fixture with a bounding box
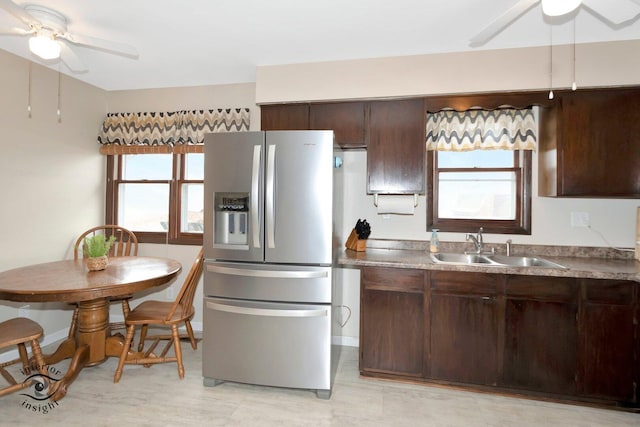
[541,0,582,17]
[29,33,61,60]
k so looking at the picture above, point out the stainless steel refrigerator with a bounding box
[202,130,342,399]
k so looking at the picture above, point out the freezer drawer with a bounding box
[204,261,332,303]
[202,297,332,394]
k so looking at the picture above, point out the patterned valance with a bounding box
[426,108,537,152]
[97,108,250,146]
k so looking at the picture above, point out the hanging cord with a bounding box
[57,67,62,123]
[548,24,554,100]
[335,305,352,328]
[27,61,32,118]
[587,224,634,252]
[572,17,577,91]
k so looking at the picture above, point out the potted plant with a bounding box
[83,234,117,271]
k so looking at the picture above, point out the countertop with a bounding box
[338,239,640,282]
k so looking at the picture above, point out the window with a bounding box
[427,149,531,234]
[425,107,535,235]
[106,151,204,244]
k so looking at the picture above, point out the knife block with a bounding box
[345,229,366,252]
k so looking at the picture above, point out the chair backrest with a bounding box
[167,247,204,321]
[74,225,139,260]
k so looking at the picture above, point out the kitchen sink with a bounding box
[430,253,566,269]
[430,253,495,264]
[486,254,566,269]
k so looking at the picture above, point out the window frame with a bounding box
[426,149,532,235]
[106,153,204,245]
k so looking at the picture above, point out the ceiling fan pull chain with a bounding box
[57,67,61,123]
[27,61,32,118]
[548,23,554,100]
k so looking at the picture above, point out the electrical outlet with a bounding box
[19,304,30,318]
[166,286,175,300]
[570,211,590,227]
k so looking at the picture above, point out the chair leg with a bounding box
[17,343,29,369]
[68,306,79,339]
[171,325,184,379]
[185,320,197,350]
[114,325,136,383]
[138,325,148,352]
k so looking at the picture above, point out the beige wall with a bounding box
[256,40,640,103]
[0,50,107,355]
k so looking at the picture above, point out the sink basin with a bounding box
[430,253,495,265]
[486,255,566,269]
[430,253,566,269]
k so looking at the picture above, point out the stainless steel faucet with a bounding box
[465,227,484,254]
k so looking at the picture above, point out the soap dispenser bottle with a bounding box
[430,229,440,253]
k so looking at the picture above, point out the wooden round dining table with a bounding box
[0,256,181,399]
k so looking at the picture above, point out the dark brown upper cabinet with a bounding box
[260,104,309,130]
[367,98,425,195]
[539,87,640,198]
[309,102,368,149]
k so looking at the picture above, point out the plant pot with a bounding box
[86,255,108,272]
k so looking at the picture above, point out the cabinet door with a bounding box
[556,88,640,197]
[429,271,501,386]
[367,99,425,194]
[310,102,368,148]
[260,104,309,130]
[579,279,636,402]
[503,276,578,395]
[360,267,424,377]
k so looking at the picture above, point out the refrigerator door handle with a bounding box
[266,143,276,249]
[206,301,328,318]
[206,264,329,279]
[251,144,261,248]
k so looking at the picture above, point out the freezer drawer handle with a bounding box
[207,301,328,318]
[206,265,328,279]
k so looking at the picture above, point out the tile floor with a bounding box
[0,340,638,426]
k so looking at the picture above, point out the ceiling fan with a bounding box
[0,0,138,72]
[470,0,640,46]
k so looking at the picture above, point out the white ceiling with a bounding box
[0,0,639,91]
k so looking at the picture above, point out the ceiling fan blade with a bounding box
[0,0,39,28]
[59,32,138,58]
[0,26,33,36]
[60,42,87,73]
[469,0,540,46]
[582,0,640,25]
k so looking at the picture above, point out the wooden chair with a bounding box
[114,248,204,383]
[70,225,139,337]
[0,318,49,398]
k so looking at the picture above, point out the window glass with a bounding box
[122,154,172,180]
[181,183,204,232]
[438,150,514,168]
[118,183,169,232]
[185,153,204,180]
[438,171,516,220]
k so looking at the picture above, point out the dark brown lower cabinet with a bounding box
[502,276,578,395]
[359,267,639,409]
[429,271,501,386]
[579,279,637,403]
[360,267,424,377]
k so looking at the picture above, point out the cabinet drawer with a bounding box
[430,271,499,296]
[582,279,635,305]
[362,267,424,293]
[506,275,577,302]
